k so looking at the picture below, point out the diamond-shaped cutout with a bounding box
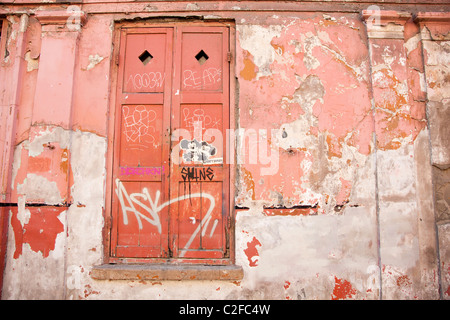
[195,50,209,65]
[139,50,153,65]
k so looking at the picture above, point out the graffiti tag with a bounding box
[126,72,165,90]
[183,68,221,89]
[115,179,217,256]
[120,166,165,176]
[122,105,157,146]
[181,167,214,182]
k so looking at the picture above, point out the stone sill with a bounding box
[91,264,244,281]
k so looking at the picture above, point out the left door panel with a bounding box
[111,28,173,259]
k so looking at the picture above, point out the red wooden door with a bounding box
[170,26,230,260]
[111,24,230,263]
[111,28,173,259]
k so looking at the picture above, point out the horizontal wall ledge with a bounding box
[91,264,244,281]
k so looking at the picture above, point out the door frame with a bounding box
[103,19,237,265]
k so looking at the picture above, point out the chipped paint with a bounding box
[236,15,374,213]
[86,54,104,71]
[244,236,261,267]
[24,51,39,72]
[331,276,357,300]
[10,206,65,259]
[240,50,258,81]
[0,4,447,300]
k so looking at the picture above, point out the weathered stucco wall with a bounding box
[418,12,450,300]
[0,1,449,300]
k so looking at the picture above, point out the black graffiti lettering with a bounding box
[181,167,214,182]
[199,168,206,181]
[206,167,214,181]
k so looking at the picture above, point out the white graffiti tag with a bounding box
[182,108,222,130]
[122,105,157,146]
[115,179,217,256]
[183,68,221,89]
[127,72,165,90]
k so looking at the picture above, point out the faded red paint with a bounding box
[263,207,317,216]
[335,178,352,206]
[83,284,100,299]
[244,236,261,267]
[396,275,412,287]
[370,35,426,152]
[237,15,372,208]
[26,127,71,203]
[10,206,65,258]
[331,276,357,300]
[284,280,291,289]
[445,285,450,298]
[445,263,450,298]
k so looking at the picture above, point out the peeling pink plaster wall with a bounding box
[0,2,448,300]
[1,10,109,299]
[235,14,373,212]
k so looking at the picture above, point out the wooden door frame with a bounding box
[103,19,237,265]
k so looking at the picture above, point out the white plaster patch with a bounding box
[423,40,450,66]
[404,33,421,56]
[382,46,396,66]
[10,141,26,190]
[25,51,39,72]
[419,72,427,93]
[273,118,317,151]
[377,140,416,201]
[86,54,104,71]
[16,197,29,226]
[3,240,66,299]
[69,130,107,206]
[27,126,71,157]
[65,130,106,281]
[20,174,64,204]
[236,206,378,292]
[237,24,282,78]
[301,32,321,70]
[379,201,419,269]
[381,265,414,299]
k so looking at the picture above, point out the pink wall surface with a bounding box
[0,1,449,300]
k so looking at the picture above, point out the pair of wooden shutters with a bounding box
[110,24,230,262]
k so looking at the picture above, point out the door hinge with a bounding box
[115,53,120,66]
[227,52,232,62]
